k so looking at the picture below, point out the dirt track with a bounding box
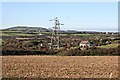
[2,56,118,78]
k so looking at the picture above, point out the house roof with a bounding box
[80,41,89,44]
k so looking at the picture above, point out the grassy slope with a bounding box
[97,44,118,48]
[2,30,37,37]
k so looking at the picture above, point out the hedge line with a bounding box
[1,46,120,56]
[56,47,120,56]
[2,50,48,55]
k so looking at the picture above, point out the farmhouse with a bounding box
[79,41,95,48]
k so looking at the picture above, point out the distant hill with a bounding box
[2,26,50,33]
[2,26,67,33]
[2,26,118,34]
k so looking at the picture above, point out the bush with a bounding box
[56,46,119,56]
[57,49,80,56]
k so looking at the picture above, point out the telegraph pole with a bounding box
[50,17,63,49]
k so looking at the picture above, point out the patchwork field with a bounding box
[2,56,119,78]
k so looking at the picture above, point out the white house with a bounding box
[79,41,95,48]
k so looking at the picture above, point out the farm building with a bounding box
[79,41,95,48]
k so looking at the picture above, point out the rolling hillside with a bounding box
[2,26,50,33]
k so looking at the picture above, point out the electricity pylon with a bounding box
[50,17,64,49]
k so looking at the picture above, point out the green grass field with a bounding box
[59,33,93,37]
[2,33,36,37]
[97,44,118,48]
[2,31,22,33]
[71,34,91,36]
[0,38,2,46]
[2,30,37,37]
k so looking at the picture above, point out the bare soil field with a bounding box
[2,56,119,78]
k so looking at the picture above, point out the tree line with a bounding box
[2,45,120,56]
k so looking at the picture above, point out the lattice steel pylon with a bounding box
[50,17,63,49]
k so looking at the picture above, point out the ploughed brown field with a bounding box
[2,56,118,78]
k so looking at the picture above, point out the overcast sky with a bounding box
[2,2,118,32]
